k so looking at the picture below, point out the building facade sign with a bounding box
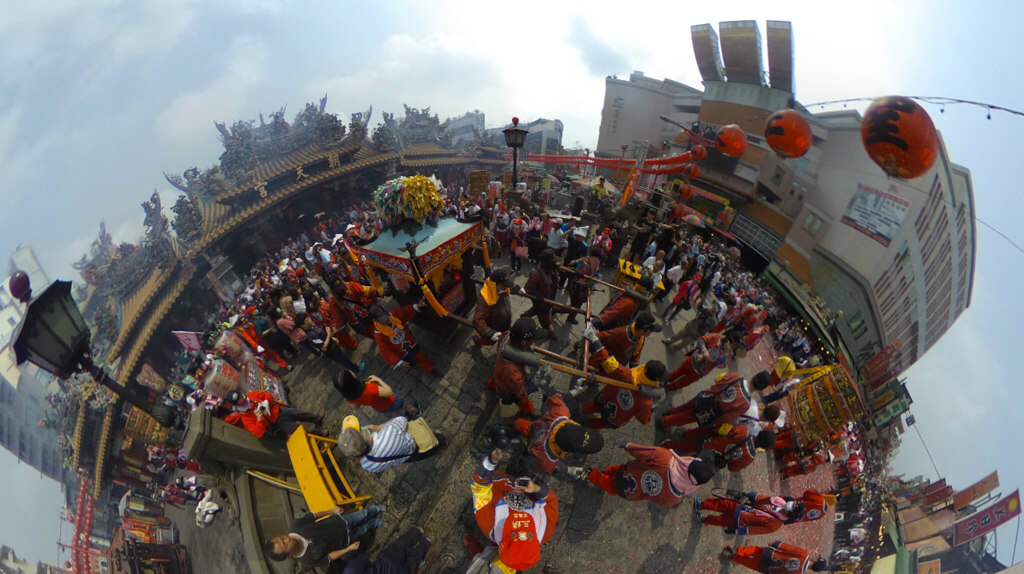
[840,183,910,247]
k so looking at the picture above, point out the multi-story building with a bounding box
[0,372,70,483]
[485,118,564,156]
[0,545,66,573]
[0,246,70,483]
[594,20,976,379]
[444,110,486,147]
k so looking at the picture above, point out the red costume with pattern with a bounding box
[667,333,731,390]
[661,373,754,428]
[730,541,814,573]
[580,347,651,428]
[585,444,702,507]
[513,394,572,473]
[492,333,535,415]
[372,305,434,372]
[595,294,639,331]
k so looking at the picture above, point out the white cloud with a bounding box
[155,36,270,147]
[0,107,52,218]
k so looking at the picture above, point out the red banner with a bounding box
[953,472,1000,511]
[952,490,1020,546]
[923,486,953,507]
[863,339,903,388]
[922,479,947,496]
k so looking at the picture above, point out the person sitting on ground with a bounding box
[336,415,445,474]
[224,390,322,439]
[264,504,386,571]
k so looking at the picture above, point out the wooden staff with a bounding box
[467,278,584,314]
[558,266,627,294]
[535,356,637,390]
[582,289,593,373]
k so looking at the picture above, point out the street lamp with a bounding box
[502,117,529,190]
[8,272,176,427]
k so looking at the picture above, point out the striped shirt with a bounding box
[360,417,417,473]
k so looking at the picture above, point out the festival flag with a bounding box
[172,331,203,352]
[952,489,1020,546]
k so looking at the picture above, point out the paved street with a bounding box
[177,261,835,573]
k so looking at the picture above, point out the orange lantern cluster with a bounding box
[861,96,938,179]
[716,124,748,158]
[764,109,812,158]
[682,163,701,179]
[690,144,708,160]
[680,184,696,200]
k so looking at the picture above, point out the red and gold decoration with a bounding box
[682,163,701,179]
[861,96,938,179]
[690,144,708,160]
[715,124,748,158]
[680,184,696,200]
[764,110,813,159]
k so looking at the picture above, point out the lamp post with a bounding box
[502,117,529,190]
[8,272,176,427]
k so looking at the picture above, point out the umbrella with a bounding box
[683,214,703,226]
[729,246,741,257]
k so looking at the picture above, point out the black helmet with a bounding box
[538,249,556,270]
[510,317,537,344]
[366,304,386,319]
[489,267,515,288]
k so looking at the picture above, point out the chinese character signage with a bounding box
[952,489,1020,546]
[953,472,1000,512]
[841,183,911,247]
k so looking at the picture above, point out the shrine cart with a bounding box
[780,364,866,447]
[353,216,490,321]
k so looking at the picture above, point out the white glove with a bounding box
[491,332,502,342]
[583,325,599,343]
[517,287,527,296]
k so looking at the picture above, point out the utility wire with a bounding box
[805,96,1024,119]
[912,423,943,480]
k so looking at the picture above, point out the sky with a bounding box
[1,0,1022,565]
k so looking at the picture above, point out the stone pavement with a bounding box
[198,258,836,573]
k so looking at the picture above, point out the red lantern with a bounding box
[680,184,696,200]
[682,163,700,179]
[861,96,938,179]
[716,124,748,157]
[690,144,708,160]
[764,109,812,158]
[8,270,30,303]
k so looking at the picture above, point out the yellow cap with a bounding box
[342,415,361,432]
[775,356,796,378]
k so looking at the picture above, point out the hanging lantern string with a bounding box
[805,96,1022,119]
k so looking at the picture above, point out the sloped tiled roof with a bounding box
[185,146,399,259]
[115,263,196,384]
[106,265,178,360]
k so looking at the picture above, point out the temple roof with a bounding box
[401,142,453,157]
[215,141,363,201]
[106,266,178,361]
[93,405,114,498]
[115,263,196,385]
[185,144,399,259]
